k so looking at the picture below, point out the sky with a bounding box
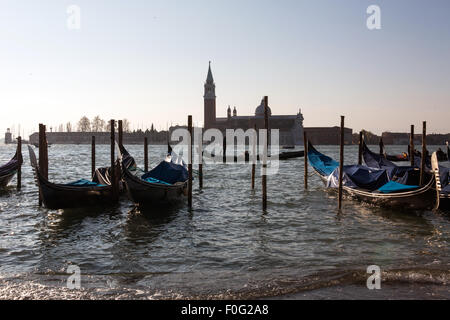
[1,0,449,138]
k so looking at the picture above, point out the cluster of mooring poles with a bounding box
[302,115,346,211]
[247,96,270,211]
[182,96,270,211]
[37,111,431,212]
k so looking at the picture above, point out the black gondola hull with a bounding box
[0,171,16,189]
[28,145,117,210]
[122,168,186,206]
[0,147,22,189]
[439,195,450,210]
[37,174,116,209]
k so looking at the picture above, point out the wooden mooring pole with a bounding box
[17,136,22,190]
[144,137,148,172]
[251,124,256,190]
[38,124,48,206]
[303,130,308,189]
[447,141,449,160]
[262,96,269,210]
[223,135,227,163]
[167,130,171,154]
[338,116,344,211]
[110,120,118,200]
[358,131,363,165]
[118,120,123,147]
[420,121,427,186]
[188,115,193,208]
[91,136,96,179]
[379,138,384,156]
[410,125,415,167]
[38,125,43,206]
[198,128,203,189]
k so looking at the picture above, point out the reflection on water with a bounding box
[0,144,449,299]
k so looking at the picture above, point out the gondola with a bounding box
[278,150,305,160]
[32,143,52,148]
[119,145,188,206]
[28,146,117,209]
[308,142,435,210]
[379,139,409,162]
[0,145,22,189]
[431,152,450,211]
[385,153,409,162]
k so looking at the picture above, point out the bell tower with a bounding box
[204,61,216,129]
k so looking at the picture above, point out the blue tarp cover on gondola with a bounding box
[328,165,389,191]
[309,143,389,191]
[377,181,419,193]
[310,143,419,193]
[362,143,396,169]
[67,179,106,187]
[308,145,339,176]
[141,160,188,185]
[142,176,172,185]
[362,142,417,185]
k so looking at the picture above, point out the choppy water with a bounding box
[0,143,449,299]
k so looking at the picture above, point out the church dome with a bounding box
[255,99,271,116]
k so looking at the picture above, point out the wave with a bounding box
[1,265,449,300]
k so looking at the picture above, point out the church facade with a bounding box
[203,63,304,146]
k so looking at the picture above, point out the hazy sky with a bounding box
[1,0,449,138]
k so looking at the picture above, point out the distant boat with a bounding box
[379,139,409,162]
[202,150,304,161]
[278,150,304,160]
[32,143,52,148]
[282,145,295,149]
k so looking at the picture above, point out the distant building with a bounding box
[28,131,169,145]
[203,62,352,145]
[305,127,353,145]
[203,62,304,145]
[381,132,413,145]
[4,128,12,144]
[382,132,450,145]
